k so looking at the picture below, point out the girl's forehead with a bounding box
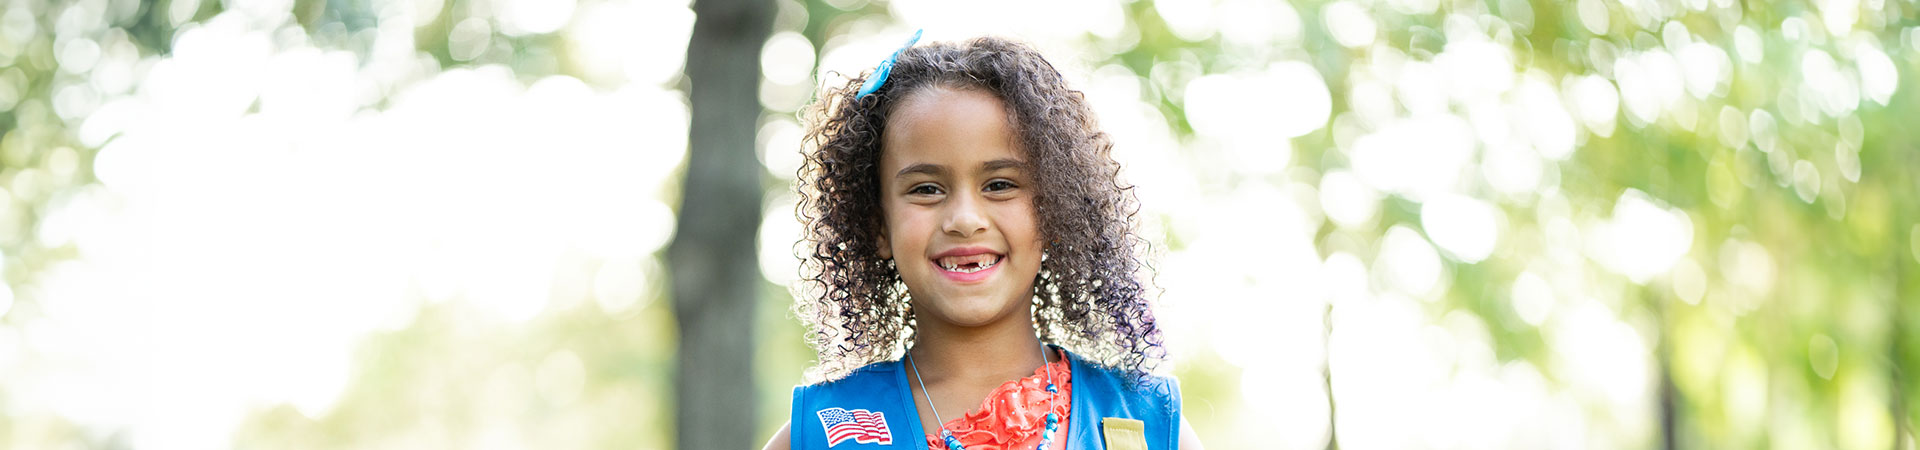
[882,88,1018,156]
[889,86,1003,123]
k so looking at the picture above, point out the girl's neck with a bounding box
[908,312,1049,387]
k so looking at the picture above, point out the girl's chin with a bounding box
[919,296,1025,327]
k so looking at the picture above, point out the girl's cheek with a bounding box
[891,213,936,245]
[1000,201,1042,234]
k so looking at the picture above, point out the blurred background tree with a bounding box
[0,0,1913,449]
[671,0,771,448]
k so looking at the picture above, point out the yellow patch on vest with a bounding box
[1100,417,1148,450]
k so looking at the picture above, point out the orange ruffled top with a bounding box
[923,351,1072,450]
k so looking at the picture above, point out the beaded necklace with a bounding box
[907,343,1061,450]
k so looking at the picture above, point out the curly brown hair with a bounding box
[792,35,1164,383]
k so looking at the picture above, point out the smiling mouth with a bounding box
[936,253,1002,273]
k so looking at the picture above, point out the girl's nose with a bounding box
[942,195,990,238]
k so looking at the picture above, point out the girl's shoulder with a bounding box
[790,357,910,412]
[1058,350,1186,449]
[798,357,903,388]
[788,358,916,449]
[1059,349,1181,404]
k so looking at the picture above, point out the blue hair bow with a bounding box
[856,29,923,98]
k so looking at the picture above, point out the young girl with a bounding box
[763,32,1201,450]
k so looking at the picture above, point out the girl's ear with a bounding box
[876,228,892,260]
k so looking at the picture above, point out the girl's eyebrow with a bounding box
[895,163,946,179]
[980,158,1027,173]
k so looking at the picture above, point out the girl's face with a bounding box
[877,87,1046,329]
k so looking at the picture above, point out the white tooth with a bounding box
[938,255,1001,273]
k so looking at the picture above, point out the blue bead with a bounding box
[1046,412,1058,423]
[1046,384,1058,393]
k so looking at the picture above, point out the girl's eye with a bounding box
[908,184,943,195]
[985,180,1017,192]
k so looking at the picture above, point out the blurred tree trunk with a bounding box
[1895,206,1914,450]
[671,0,773,448]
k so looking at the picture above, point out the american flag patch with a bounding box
[817,407,892,446]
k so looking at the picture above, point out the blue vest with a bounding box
[789,349,1181,449]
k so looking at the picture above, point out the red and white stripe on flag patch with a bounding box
[817,407,892,446]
